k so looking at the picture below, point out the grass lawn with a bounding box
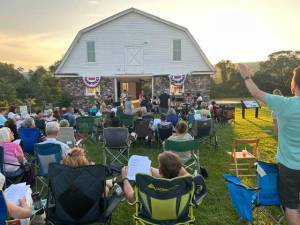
[85,105,285,225]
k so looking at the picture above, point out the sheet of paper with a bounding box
[256,164,266,177]
[153,118,161,127]
[127,155,151,180]
[4,182,31,205]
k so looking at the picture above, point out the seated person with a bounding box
[63,147,115,194]
[63,107,76,127]
[89,105,98,116]
[122,151,189,203]
[0,127,26,178]
[40,121,70,158]
[164,121,193,163]
[0,173,32,221]
[166,108,179,127]
[150,113,172,131]
[59,119,70,128]
[34,110,46,135]
[104,111,122,127]
[140,107,153,120]
[199,102,211,118]
[4,118,19,140]
[19,117,43,154]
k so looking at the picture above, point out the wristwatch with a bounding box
[243,76,251,81]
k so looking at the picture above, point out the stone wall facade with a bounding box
[184,74,210,99]
[153,74,210,99]
[59,77,115,109]
[153,75,170,97]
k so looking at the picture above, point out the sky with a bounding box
[0,0,299,70]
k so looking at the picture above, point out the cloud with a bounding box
[0,32,70,69]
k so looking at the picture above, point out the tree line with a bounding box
[211,50,300,98]
[0,50,300,107]
[0,60,72,108]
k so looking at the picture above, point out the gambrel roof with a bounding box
[56,7,214,75]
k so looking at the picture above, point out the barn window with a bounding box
[85,86,100,96]
[173,39,181,61]
[87,41,96,62]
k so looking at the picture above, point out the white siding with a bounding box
[59,12,211,76]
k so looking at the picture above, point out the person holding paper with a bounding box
[122,151,188,203]
[0,173,31,220]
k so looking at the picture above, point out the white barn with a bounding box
[55,8,214,108]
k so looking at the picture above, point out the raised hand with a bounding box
[237,63,252,79]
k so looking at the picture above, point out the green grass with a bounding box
[85,105,285,225]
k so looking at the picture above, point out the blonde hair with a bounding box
[63,148,90,167]
[0,127,12,143]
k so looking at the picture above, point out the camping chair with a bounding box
[131,174,205,225]
[227,138,259,177]
[191,118,218,150]
[0,147,25,186]
[103,127,130,165]
[19,127,41,154]
[57,127,77,147]
[224,161,285,224]
[46,163,123,225]
[34,143,62,193]
[219,106,235,126]
[157,124,173,145]
[76,116,96,140]
[164,139,200,175]
[119,114,134,131]
[134,119,151,143]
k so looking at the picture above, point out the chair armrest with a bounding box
[75,139,84,147]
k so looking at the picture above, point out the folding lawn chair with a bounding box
[224,161,285,224]
[103,127,130,165]
[19,127,41,154]
[0,147,24,186]
[191,118,218,150]
[157,124,173,145]
[34,143,62,193]
[119,114,134,131]
[57,127,76,147]
[131,174,206,225]
[164,139,200,175]
[134,119,151,142]
[46,163,123,225]
[76,116,96,139]
[227,138,259,177]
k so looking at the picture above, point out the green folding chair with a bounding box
[164,139,200,175]
[76,116,96,139]
[132,174,196,225]
[119,114,134,130]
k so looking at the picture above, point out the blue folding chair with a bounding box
[224,161,285,224]
[34,143,62,193]
[19,127,41,154]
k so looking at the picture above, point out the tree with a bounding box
[253,51,300,95]
[211,60,248,98]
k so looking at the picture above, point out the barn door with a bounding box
[125,46,143,73]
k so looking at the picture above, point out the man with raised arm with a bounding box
[238,64,300,225]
